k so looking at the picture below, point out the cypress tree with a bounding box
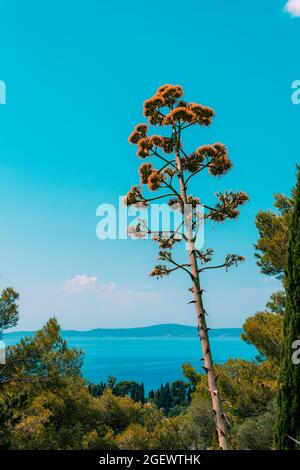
[275,167,300,449]
[140,383,145,404]
[132,383,139,402]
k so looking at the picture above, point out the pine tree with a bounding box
[0,288,19,339]
[125,84,248,449]
[275,167,300,449]
[255,193,294,279]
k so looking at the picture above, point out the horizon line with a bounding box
[3,322,243,335]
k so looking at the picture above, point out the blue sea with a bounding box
[3,326,257,391]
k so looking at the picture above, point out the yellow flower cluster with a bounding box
[147,170,162,191]
[138,162,153,184]
[210,191,249,222]
[142,84,214,127]
[182,143,233,176]
[128,125,176,158]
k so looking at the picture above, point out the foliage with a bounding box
[4,313,276,451]
[266,290,286,314]
[0,304,287,450]
[242,312,282,366]
[0,317,83,387]
[88,381,107,398]
[232,400,276,450]
[0,288,19,339]
[275,168,300,449]
[0,319,174,450]
[182,290,284,448]
[0,318,101,449]
[148,380,192,415]
[241,291,284,366]
[89,378,145,403]
[116,423,151,450]
[96,388,142,434]
[175,396,216,449]
[115,397,215,451]
[190,359,277,423]
[89,378,192,416]
[254,192,294,279]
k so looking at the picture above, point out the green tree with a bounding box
[96,388,142,434]
[89,381,106,397]
[2,316,203,450]
[106,375,117,390]
[275,168,300,449]
[0,288,19,339]
[232,400,276,450]
[0,318,109,450]
[116,423,151,450]
[266,290,286,314]
[148,380,192,416]
[242,291,284,366]
[0,317,82,387]
[175,396,215,449]
[140,383,145,404]
[114,380,137,398]
[255,192,294,279]
[125,84,249,449]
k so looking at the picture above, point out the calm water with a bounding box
[3,331,257,391]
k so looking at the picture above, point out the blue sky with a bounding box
[0,0,299,330]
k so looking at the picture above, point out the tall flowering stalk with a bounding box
[125,85,248,450]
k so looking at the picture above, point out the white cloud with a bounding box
[284,0,300,17]
[98,280,117,294]
[62,273,166,320]
[62,275,136,299]
[63,274,98,293]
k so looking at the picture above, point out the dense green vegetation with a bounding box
[89,378,193,416]
[89,378,146,404]
[0,318,213,450]
[0,294,282,450]
[275,168,300,449]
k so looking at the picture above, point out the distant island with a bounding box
[4,323,243,339]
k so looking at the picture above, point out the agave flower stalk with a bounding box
[125,84,248,450]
